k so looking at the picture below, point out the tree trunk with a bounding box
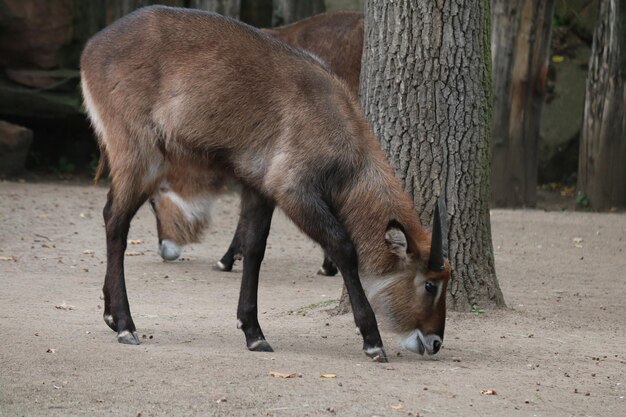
[578,0,626,210]
[189,0,240,18]
[105,1,186,24]
[240,0,272,28]
[273,0,325,26]
[490,0,555,207]
[360,0,505,310]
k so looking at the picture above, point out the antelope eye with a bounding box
[425,281,436,295]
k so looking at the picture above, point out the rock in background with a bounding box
[0,120,33,176]
[539,0,598,185]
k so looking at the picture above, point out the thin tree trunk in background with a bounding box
[106,0,153,23]
[360,0,504,310]
[491,0,555,207]
[578,0,626,209]
[273,0,325,26]
[240,0,272,28]
[105,1,186,24]
[189,0,240,18]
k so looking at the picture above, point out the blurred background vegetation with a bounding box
[0,0,607,208]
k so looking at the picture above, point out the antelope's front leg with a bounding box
[236,188,275,352]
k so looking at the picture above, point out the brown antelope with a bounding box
[81,6,450,362]
[152,11,364,276]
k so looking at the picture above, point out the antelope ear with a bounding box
[385,221,408,259]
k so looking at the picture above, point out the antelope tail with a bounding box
[93,147,108,185]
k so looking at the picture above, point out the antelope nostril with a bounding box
[432,340,441,354]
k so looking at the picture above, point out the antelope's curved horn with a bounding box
[428,196,446,271]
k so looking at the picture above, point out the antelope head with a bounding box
[366,198,450,356]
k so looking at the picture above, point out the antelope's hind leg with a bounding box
[101,149,164,345]
[318,253,338,276]
[217,217,243,272]
[102,187,149,344]
[236,187,275,352]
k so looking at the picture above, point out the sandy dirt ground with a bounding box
[0,180,624,417]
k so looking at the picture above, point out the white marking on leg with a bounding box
[104,314,114,327]
[117,330,139,344]
[118,330,131,338]
[216,260,227,271]
[248,339,267,350]
[364,346,383,356]
[236,320,243,329]
[162,190,214,223]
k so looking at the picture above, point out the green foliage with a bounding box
[576,191,590,208]
[296,299,338,316]
[88,153,100,177]
[471,304,485,316]
[50,156,76,177]
[552,14,567,28]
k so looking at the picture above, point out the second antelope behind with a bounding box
[81,6,451,362]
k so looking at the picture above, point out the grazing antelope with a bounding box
[81,6,450,362]
[152,11,364,276]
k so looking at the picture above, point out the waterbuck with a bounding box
[152,11,364,276]
[81,6,450,362]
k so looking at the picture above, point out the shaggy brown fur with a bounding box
[152,11,364,247]
[81,6,449,354]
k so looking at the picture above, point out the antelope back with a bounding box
[142,10,364,249]
[262,11,363,95]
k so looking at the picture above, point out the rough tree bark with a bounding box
[578,0,626,209]
[273,0,325,26]
[491,0,555,207]
[358,0,505,310]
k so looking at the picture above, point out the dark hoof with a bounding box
[364,346,388,363]
[117,330,141,345]
[248,339,273,352]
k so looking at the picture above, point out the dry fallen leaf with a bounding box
[480,390,497,395]
[82,250,95,255]
[128,239,142,245]
[269,371,299,378]
[390,402,404,410]
[320,374,337,378]
[46,348,56,353]
[125,251,144,256]
[55,303,75,311]
[0,256,17,262]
